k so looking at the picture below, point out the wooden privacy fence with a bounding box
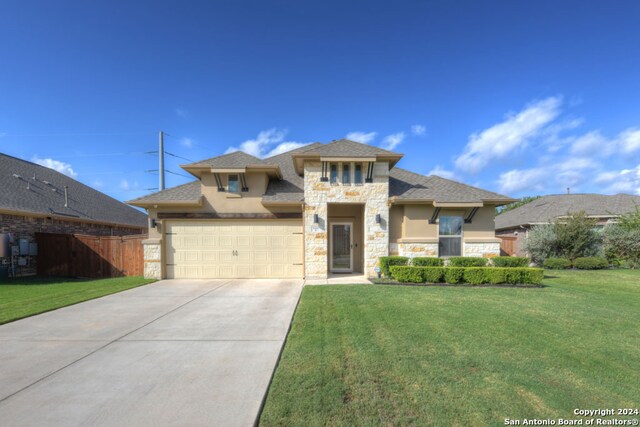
[498,236,517,256]
[35,233,147,278]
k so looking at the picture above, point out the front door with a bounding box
[330,222,353,273]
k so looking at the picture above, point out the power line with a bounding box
[0,132,155,137]
[165,151,194,162]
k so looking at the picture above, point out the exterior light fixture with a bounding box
[313,214,319,224]
[376,214,381,224]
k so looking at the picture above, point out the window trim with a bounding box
[342,162,351,185]
[329,163,338,184]
[354,163,363,185]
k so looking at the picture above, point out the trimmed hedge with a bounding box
[444,267,465,284]
[388,266,544,285]
[412,257,444,267]
[543,258,572,269]
[379,256,409,277]
[448,257,488,267]
[573,256,609,270]
[492,256,530,267]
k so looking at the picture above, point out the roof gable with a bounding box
[495,193,640,230]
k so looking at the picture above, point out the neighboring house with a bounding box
[128,139,514,279]
[495,193,640,256]
[0,153,148,276]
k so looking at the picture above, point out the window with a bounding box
[228,174,239,193]
[342,163,351,184]
[354,163,363,184]
[439,216,462,257]
[330,163,338,184]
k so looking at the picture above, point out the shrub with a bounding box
[389,266,423,283]
[604,219,640,269]
[573,256,608,270]
[524,223,558,265]
[504,269,522,284]
[422,267,444,283]
[484,268,506,284]
[447,257,488,267]
[543,258,572,269]
[412,257,444,267]
[463,267,485,285]
[492,256,530,267]
[380,256,409,277]
[520,268,544,285]
[443,267,465,284]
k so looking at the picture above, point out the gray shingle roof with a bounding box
[128,140,513,206]
[495,194,640,230]
[389,168,513,203]
[183,151,264,169]
[0,153,147,228]
[127,181,201,205]
[298,139,401,157]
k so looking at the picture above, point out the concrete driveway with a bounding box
[0,278,303,427]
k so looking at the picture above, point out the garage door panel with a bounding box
[165,220,303,279]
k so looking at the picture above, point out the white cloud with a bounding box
[497,168,548,194]
[226,128,310,159]
[569,131,609,155]
[32,157,77,178]
[411,125,426,136]
[428,165,457,180]
[175,108,188,118]
[346,131,377,144]
[455,96,562,174]
[594,165,640,195]
[120,179,130,190]
[497,156,598,195]
[619,128,640,153]
[180,138,193,148]
[381,132,405,151]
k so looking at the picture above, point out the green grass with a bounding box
[0,276,155,324]
[261,270,640,426]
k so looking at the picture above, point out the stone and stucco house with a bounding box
[128,139,513,279]
[0,153,148,276]
[496,193,640,256]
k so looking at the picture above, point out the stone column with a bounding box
[142,238,162,279]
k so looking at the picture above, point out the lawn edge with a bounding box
[254,283,305,427]
[0,279,156,325]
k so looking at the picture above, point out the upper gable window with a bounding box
[354,163,363,184]
[342,163,351,184]
[330,164,338,184]
[228,174,239,193]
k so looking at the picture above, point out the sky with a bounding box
[1,0,640,202]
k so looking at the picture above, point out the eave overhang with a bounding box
[291,153,404,175]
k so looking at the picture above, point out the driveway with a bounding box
[0,278,303,427]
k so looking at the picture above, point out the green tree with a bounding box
[496,196,541,215]
[604,208,640,268]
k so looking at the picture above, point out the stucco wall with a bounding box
[304,161,389,278]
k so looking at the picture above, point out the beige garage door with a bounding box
[165,219,303,279]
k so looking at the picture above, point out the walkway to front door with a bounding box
[0,279,303,427]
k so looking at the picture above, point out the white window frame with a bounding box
[227,174,240,193]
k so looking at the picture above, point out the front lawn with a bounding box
[261,270,640,426]
[0,276,155,324]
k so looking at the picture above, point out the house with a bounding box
[0,153,148,276]
[128,139,514,279]
[495,193,640,256]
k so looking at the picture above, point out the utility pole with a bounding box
[159,131,165,191]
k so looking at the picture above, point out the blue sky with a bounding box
[1,0,640,201]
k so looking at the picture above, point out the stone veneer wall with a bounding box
[464,241,500,258]
[304,161,389,278]
[390,242,439,258]
[0,212,146,276]
[143,239,162,279]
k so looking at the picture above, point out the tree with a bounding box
[604,208,640,268]
[524,211,602,264]
[496,196,541,215]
